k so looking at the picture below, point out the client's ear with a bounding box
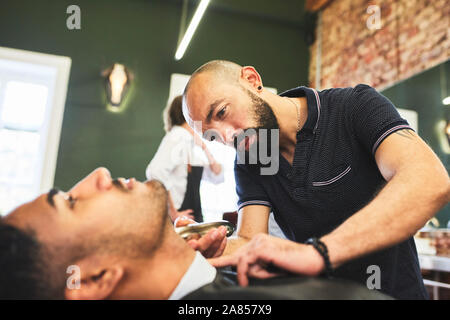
[65,257,124,300]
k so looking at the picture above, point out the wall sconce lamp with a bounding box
[102,63,133,112]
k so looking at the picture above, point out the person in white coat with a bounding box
[146,95,223,222]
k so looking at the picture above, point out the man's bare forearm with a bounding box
[222,205,271,256]
[321,166,449,269]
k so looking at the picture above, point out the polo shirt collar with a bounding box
[277,86,321,181]
[279,86,321,134]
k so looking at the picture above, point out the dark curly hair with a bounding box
[0,221,62,299]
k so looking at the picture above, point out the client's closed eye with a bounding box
[68,195,77,209]
[63,193,77,209]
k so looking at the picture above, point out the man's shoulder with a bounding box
[318,83,373,94]
[167,126,192,140]
[318,84,374,106]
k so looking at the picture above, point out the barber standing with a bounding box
[146,95,223,222]
[182,60,450,299]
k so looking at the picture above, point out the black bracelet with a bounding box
[305,237,334,278]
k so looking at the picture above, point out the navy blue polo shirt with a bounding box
[234,84,428,299]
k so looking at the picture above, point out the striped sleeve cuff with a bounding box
[238,200,272,211]
[371,124,414,155]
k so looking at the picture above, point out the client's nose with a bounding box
[95,167,113,189]
[69,167,113,197]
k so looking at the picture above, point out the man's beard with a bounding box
[234,88,280,166]
[248,88,279,131]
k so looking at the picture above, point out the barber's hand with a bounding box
[208,233,325,286]
[174,216,228,258]
[173,215,196,228]
[170,209,194,221]
[176,209,195,221]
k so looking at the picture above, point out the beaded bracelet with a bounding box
[305,237,334,278]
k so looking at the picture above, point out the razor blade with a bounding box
[175,220,236,240]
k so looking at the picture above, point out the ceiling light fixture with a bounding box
[175,0,210,61]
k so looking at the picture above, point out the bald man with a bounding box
[182,60,450,299]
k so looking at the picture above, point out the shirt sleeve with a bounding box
[234,162,272,211]
[348,84,414,155]
[145,131,188,191]
[202,164,225,184]
[191,142,225,184]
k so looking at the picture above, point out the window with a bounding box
[0,47,71,216]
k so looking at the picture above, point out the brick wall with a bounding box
[309,0,449,90]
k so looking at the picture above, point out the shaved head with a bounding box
[183,60,242,123]
[184,60,242,94]
[181,59,279,158]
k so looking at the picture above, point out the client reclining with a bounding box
[0,168,391,300]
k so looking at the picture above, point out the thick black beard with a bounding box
[234,88,280,166]
[246,88,279,131]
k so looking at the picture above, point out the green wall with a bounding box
[0,0,310,188]
[4,1,444,226]
[382,60,450,227]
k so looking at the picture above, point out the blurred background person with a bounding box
[146,95,223,222]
